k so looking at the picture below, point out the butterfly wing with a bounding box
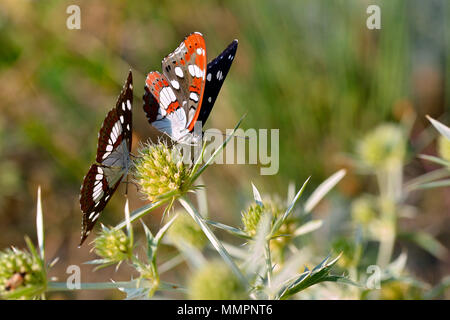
[115,71,133,153]
[79,164,122,245]
[160,32,207,131]
[96,71,133,164]
[143,71,188,141]
[198,39,238,125]
[79,71,133,245]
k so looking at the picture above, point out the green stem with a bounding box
[47,280,185,292]
[375,166,400,269]
[265,241,273,298]
[115,199,166,230]
[178,196,249,288]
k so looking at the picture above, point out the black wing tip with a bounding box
[228,39,238,49]
[223,39,238,54]
[79,234,88,247]
[127,69,133,82]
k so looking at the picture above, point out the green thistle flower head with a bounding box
[241,199,284,237]
[0,248,46,299]
[134,141,192,202]
[438,135,450,163]
[379,280,422,300]
[241,199,294,262]
[241,203,264,237]
[188,261,247,300]
[94,227,132,263]
[357,123,406,170]
[167,211,207,249]
[351,196,377,225]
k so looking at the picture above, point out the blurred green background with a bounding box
[0,0,448,299]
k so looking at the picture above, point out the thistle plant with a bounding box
[167,211,207,250]
[324,116,450,300]
[188,260,248,300]
[356,123,407,268]
[6,116,447,300]
[409,115,450,189]
[92,226,132,268]
[0,243,47,299]
[0,188,50,300]
[134,141,192,203]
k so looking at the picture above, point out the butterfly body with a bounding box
[143,32,238,144]
[79,71,133,245]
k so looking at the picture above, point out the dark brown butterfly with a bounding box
[79,71,133,246]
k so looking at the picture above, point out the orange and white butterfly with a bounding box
[143,32,238,144]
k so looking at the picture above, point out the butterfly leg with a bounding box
[129,152,142,159]
[121,179,140,193]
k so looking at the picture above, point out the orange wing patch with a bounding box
[145,71,180,115]
[183,33,207,131]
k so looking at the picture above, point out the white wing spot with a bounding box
[196,48,203,55]
[120,115,124,123]
[175,67,184,78]
[208,97,212,103]
[188,65,196,77]
[167,87,176,101]
[194,65,202,78]
[189,92,199,102]
[160,87,176,109]
[171,80,180,90]
[93,183,102,194]
[127,100,131,110]
[216,70,223,81]
[122,102,126,111]
[207,73,212,81]
[93,188,102,201]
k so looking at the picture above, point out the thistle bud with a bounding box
[167,212,207,249]
[188,261,247,300]
[94,227,132,263]
[241,203,264,237]
[351,196,377,225]
[134,142,191,202]
[0,248,46,299]
[357,124,406,170]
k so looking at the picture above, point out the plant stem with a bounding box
[179,196,249,288]
[375,166,400,269]
[115,199,166,230]
[265,241,273,299]
[46,280,185,293]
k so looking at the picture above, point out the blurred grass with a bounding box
[0,0,448,298]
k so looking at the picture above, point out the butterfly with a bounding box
[143,32,238,144]
[79,71,133,246]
